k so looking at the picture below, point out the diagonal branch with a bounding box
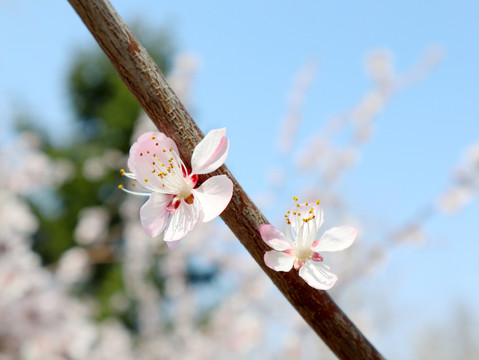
[67,0,385,358]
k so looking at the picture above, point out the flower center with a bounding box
[293,246,313,261]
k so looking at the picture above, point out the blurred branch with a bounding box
[67,0,384,358]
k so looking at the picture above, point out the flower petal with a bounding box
[132,134,188,193]
[298,260,338,290]
[312,226,357,252]
[193,175,233,222]
[139,192,173,237]
[165,240,181,249]
[163,200,200,242]
[128,132,178,173]
[191,128,229,174]
[259,224,292,251]
[264,250,295,272]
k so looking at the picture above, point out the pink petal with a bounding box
[298,260,338,290]
[133,136,185,192]
[191,128,229,175]
[139,192,173,237]
[128,132,178,173]
[259,224,292,251]
[264,250,295,272]
[193,175,233,222]
[165,240,181,249]
[163,200,200,242]
[312,226,358,252]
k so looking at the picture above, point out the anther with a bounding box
[152,136,156,139]
[316,200,320,205]
[118,185,123,189]
[293,196,298,201]
[144,179,148,182]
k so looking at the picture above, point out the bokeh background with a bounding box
[1,1,479,359]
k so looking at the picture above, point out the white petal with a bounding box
[313,226,358,252]
[298,260,338,290]
[163,200,200,242]
[139,193,173,237]
[193,175,233,222]
[191,128,229,174]
[264,250,295,272]
[259,224,292,251]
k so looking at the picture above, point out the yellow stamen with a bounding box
[293,196,298,201]
[118,184,123,189]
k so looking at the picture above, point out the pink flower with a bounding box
[121,128,233,246]
[259,198,357,290]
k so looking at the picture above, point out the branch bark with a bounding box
[67,0,385,358]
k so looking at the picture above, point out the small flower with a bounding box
[121,128,233,246]
[259,198,357,290]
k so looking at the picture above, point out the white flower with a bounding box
[259,198,357,290]
[121,128,233,246]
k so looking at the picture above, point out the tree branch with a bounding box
[67,0,385,358]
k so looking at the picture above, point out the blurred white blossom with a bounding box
[74,206,110,245]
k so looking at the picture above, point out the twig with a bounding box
[67,1,385,358]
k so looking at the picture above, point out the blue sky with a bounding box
[2,0,479,358]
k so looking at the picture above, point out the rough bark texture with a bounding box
[67,0,385,358]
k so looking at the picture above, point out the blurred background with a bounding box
[1,1,479,359]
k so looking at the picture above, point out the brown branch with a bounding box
[67,0,385,358]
